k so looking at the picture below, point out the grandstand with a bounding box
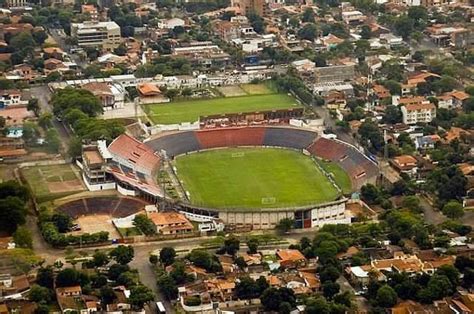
[196,127,266,149]
[307,138,378,189]
[56,196,148,219]
[262,127,317,149]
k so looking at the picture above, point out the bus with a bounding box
[156,301,166,313]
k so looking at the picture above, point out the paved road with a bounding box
[313,105,357,145]
[420,195,446,225]
[30,85,71,152]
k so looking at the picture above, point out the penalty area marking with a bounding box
[232,152,245,157]
[261,197,276,204]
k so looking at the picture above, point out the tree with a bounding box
[383,105,403,124]
[358,119,384,153]
[235,276,261,299]
[376,285,398,308]
[247,238,259,254]
[68,137,82,159]
[319,265,341,282]
[298,23,318,41]
[157,274,178,300]
[302,8,315,23]
[129,285,154,309]
[442,200,464,219]
[100,285,117,305]
[92,251,109,267]
[0,196,27,234]
[247,12,265,34]
[306,296,330,314]
[133,214,156,236]
[261,287,296,312]
[402,195,421,213]
[149,254,158,265]
[51,87,103,118]
[32,30,48,45]
[38,113,53,130]
[222,236,240,256]
[360,25,371,39]
[394,15,414,39]
[13,226,32,248]
[22,122,39,146]
[27,98,40,116]
[110,245,134,265]
[37,267,54,289]
[55,268,81,287]
[322,281,340,299]
[159,247,176,266]
[45,129,61,153]
[276,218,294,234]
[52,212,72,233]
[29,284,51,303]
[361,184,380,204]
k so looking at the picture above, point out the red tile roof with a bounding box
[108,134,160,174]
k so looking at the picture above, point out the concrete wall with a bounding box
[218,210,295,229]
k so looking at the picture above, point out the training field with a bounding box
[144,93,300,125]
[174,148,341,209]
[21,164,84,202]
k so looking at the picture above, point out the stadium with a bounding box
[93,126,378,230]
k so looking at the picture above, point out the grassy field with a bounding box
[21,164,84,203]
[317,160,353,194]
[175,148,341,209]
[144,93,300,125]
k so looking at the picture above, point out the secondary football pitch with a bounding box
[174,148,341,209]
[144,93,301,125]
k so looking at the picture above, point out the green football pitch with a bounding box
[144,94,301,125]
[174,148,342,210]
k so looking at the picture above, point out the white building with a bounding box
[0,90,27,107]
[401,103,436,125]
[158,18,185,29]
[71,21,122,50]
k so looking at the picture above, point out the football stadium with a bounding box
[85,126,378,230]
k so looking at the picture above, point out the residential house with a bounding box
[148,211,194,235]
[44,58,68,75]
[56,286,87,314]
[136,83,169,104]
[43,47,65,60]
[341,10,366,24]
[391,155,418,176]
[415,134,440,150]
[81,82,125,110]
[347,265,386,287]
[276,249,306,269]
[0,90,26,107]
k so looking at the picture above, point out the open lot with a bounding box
[143,93,301,125]
[174,148,341,209]
[21,164,84,202]
[217,85,247,97]
[240,83,274,95]
[73,214,121,240]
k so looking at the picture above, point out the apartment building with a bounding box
[231,0,269,16]
[401,103,436,125]
[71,21,122,50]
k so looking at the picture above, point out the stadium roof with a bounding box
[108,134,160,174]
